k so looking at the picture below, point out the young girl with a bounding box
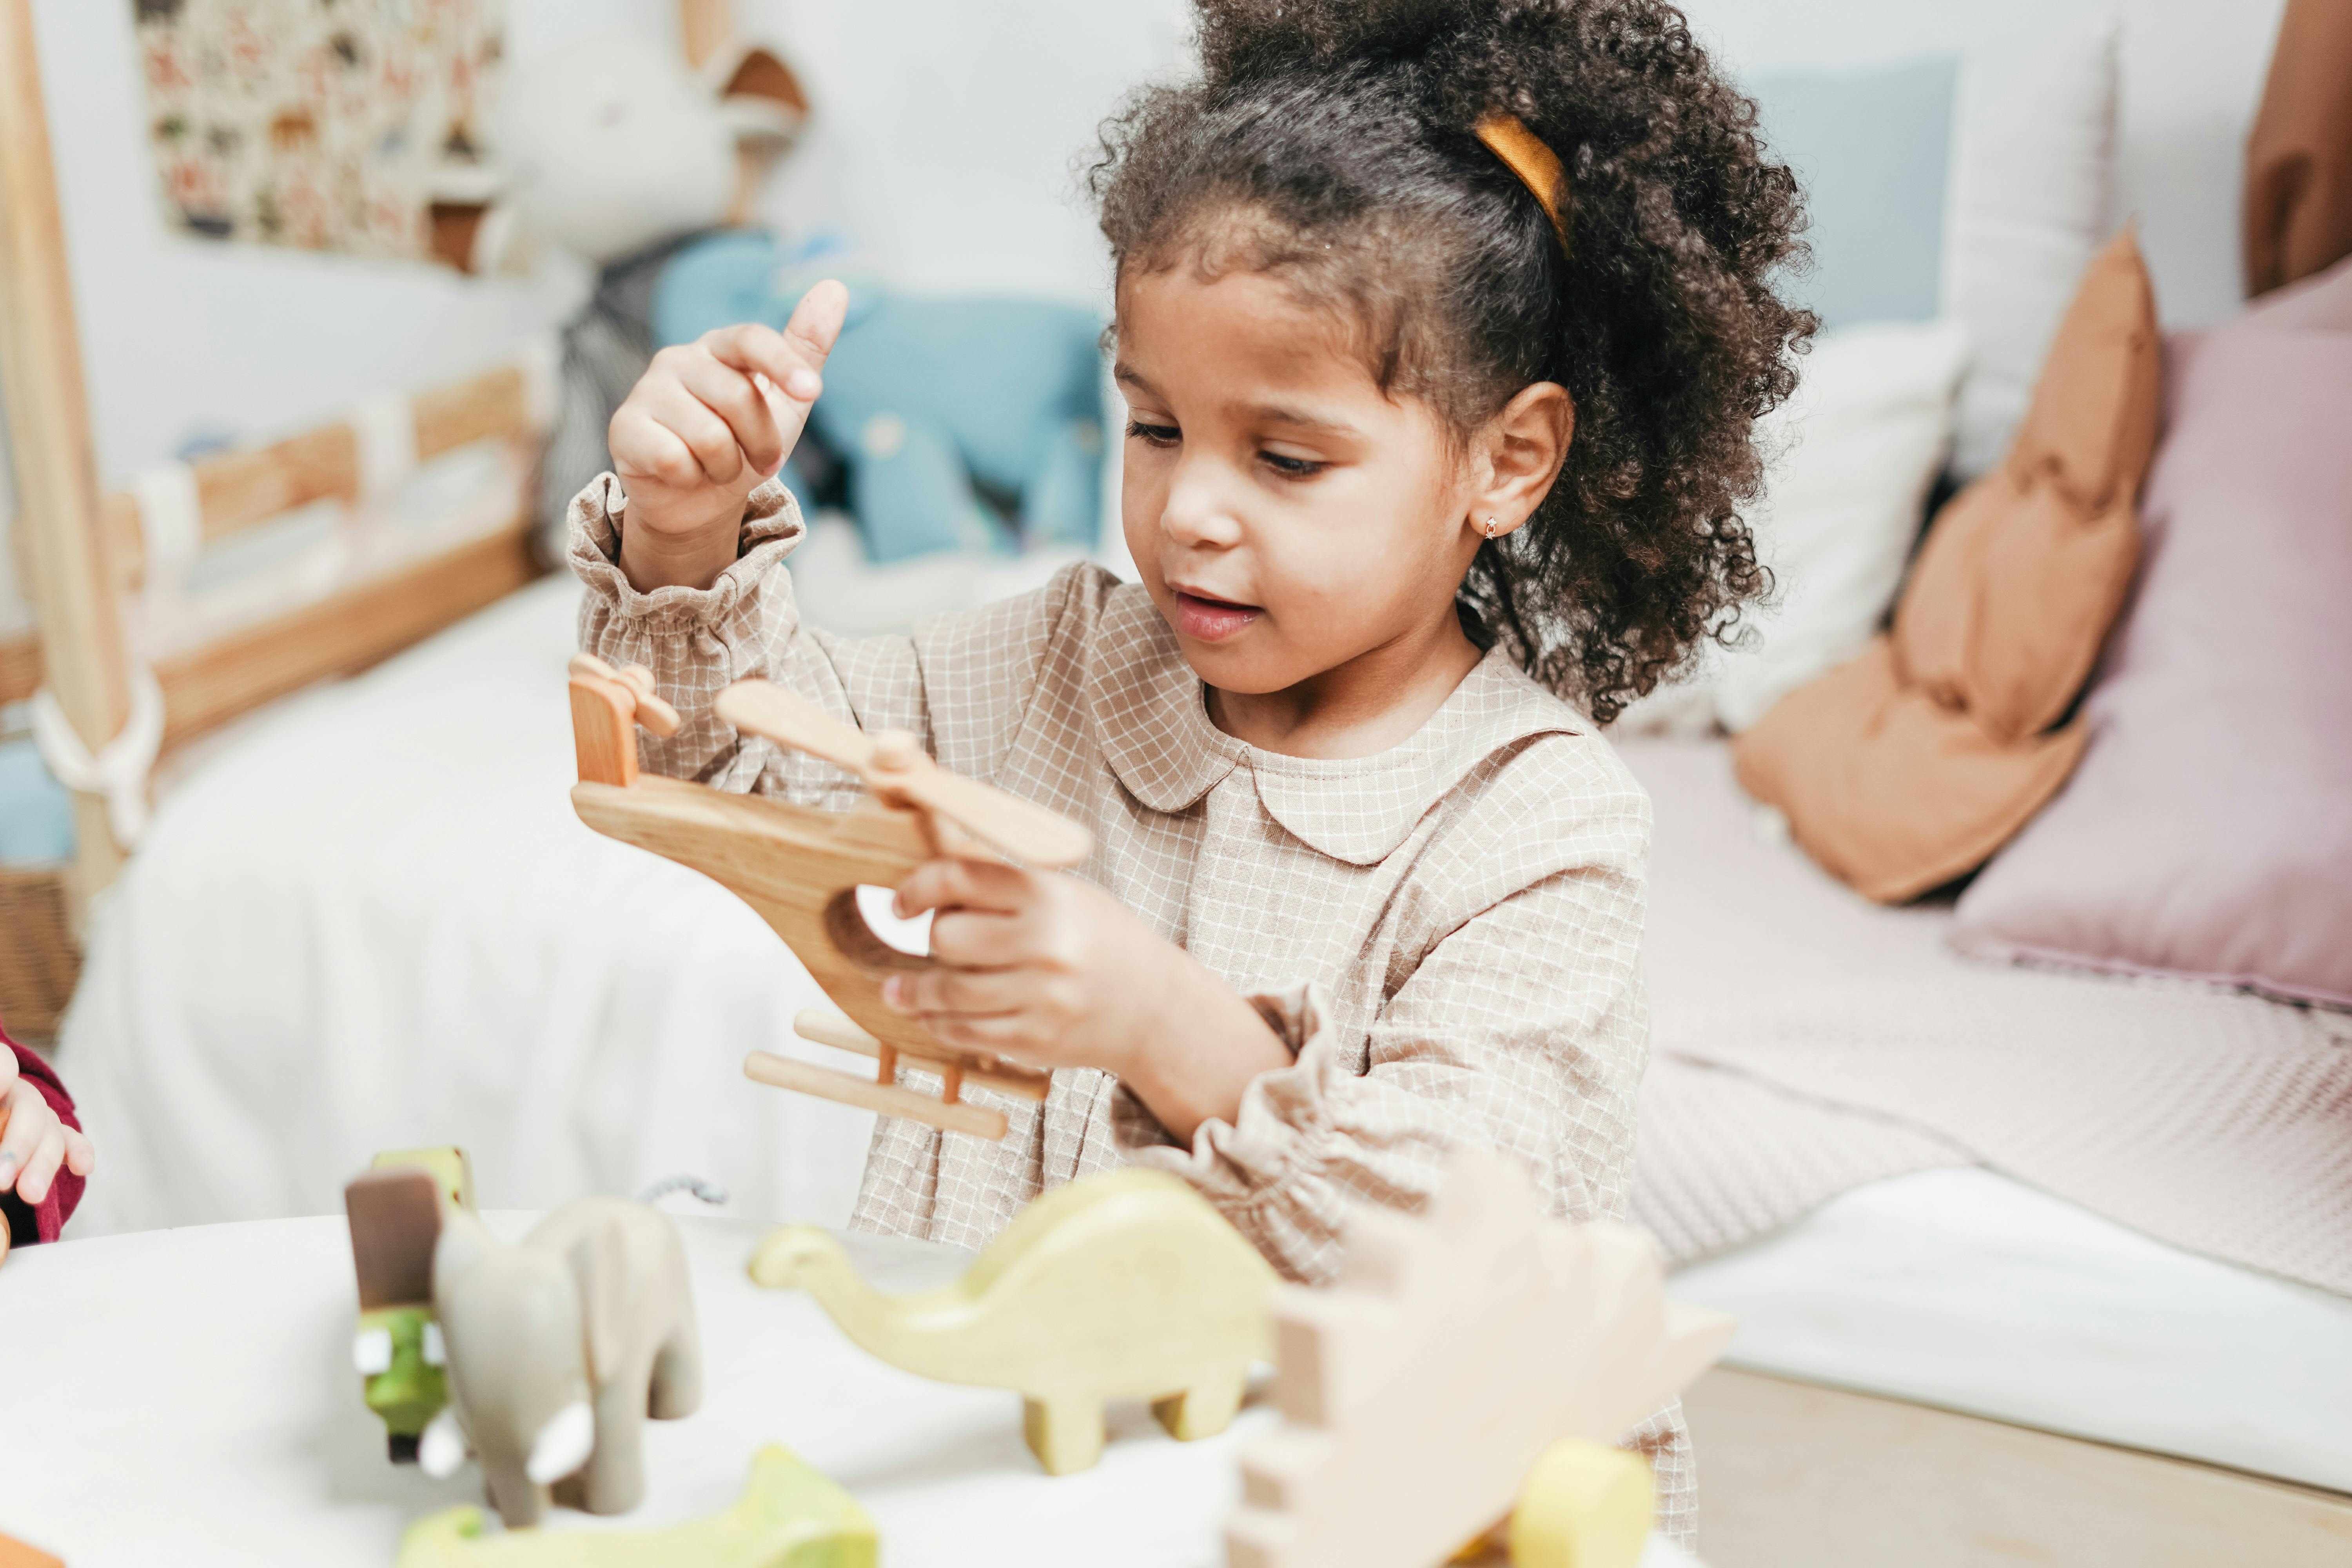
[576,0,1803,1532]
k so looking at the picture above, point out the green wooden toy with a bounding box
[356,1303,448,1452]
[394,1444,876,1568]
[346,1147,475,1461]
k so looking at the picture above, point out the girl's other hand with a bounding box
[881,859,1290,1143]
[0,1050,94,1209]
[608,279,849,593]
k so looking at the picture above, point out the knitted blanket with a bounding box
[1619,739,2352,1297]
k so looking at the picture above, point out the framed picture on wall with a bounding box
[132,0,505,259]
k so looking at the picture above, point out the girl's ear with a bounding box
[1469,382,1574,539]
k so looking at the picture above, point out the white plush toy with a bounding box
[426,31,809,549]
[428,33,806,276]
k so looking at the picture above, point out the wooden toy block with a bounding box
[347,1165,444,1312]
[346,1151,477,1461]
[345,1164,453,1461]
[1223,1149,1735,1568]
[370,1145,477,1212]
[569,677,1081,1139]
[395,1443,875,1568]
[570,672,639,788]
[748,1167,1274,1475]
[744,1048,1010,1140]
[567,653,682,788]
[789,1009,1050,1103]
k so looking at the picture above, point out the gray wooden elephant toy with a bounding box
[417,1198,702,1527]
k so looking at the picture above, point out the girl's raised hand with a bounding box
[608,279,849,592]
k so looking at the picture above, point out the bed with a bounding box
[1612,735,2352,1561]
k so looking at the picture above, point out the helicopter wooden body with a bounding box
[568,658,1070,1138]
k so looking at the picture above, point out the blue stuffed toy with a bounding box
[653,232,1105,563]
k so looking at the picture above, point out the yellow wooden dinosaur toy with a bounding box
[748,1169,1275,1475]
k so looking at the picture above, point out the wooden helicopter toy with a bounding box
[566,654,1091,1139]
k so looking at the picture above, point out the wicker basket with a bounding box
[0,866,80,1042]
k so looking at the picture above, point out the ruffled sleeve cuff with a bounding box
[1114,982,1357,1272]
[567,472,807,633]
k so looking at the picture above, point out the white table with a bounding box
[0,1212,1702,1566]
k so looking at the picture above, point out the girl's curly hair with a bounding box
[1089,0,1812,723]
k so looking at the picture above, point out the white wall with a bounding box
[0,0,689,639]
[15,0,2297,475]
[29,0,706,483]
[737,0,2283,330]
[0,0,2293,638]
[740,0,1192,306]
[1683,0,2290,330]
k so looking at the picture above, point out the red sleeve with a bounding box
[4,1029,83,1245]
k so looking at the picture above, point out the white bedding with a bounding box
[65,575,877,1235]
[65,523,1088,1238]
[1670,1167,2352,1494]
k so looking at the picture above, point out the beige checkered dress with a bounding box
[572,477,1692,1533]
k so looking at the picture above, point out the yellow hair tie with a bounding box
[1475,110,1571,256]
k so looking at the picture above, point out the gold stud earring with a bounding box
[1482,516,1501,539]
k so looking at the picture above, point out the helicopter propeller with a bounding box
[715,681,1093,869]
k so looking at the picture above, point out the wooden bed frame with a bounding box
[0,0,742,1033]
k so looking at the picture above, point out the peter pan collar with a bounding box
[1088,587,1596,866]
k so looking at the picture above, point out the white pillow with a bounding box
[1941,16,2120,479]
[1612,320,1968,737]
[1716,320,1969,731]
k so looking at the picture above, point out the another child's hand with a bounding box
[606,279,849,592]
[0,1050,93,1211]
[882,860,1291,1142]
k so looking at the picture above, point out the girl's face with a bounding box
[1115,265,1502,699]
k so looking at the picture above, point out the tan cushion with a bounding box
[1736,639,2088,904]
[1896,230,2158,742]
[2245,0,2352,298]
[1736,231,2158,902]
[2007,232,2164,514]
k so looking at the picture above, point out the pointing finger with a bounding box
[781,278,850,375]
[705,281,849,403]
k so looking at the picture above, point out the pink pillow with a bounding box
[1951,322,2352,1006]
[2239,249,2352,330]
